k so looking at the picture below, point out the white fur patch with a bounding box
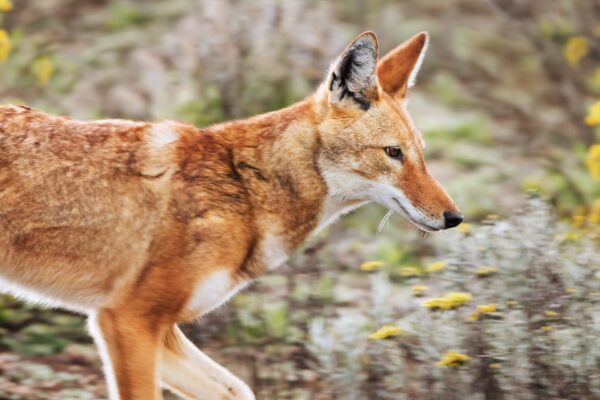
[261,234,289,270]
[316,169,376,232]
[316,195,367,234]
[94,119,138,126]
[321,168,444,232]
[328,34,378,106]
[321,169,374,202]
[407,33,429,88]
[186,271,249,316]
[160,328,256,400]
[368,182,444,231]
[87,314,120,400]
[0,276,104,313]
[138,121,180,178]
[148,121,180,150]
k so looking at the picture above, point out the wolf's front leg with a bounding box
[89,308,167,400]
[160,325,255,400]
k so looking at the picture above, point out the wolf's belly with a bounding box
[0,223,152,312]
[0,174,166,311]
[0,272,109,313]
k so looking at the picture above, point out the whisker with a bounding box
[377,210,394,233]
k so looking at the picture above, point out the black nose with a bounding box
[443,211,463,229]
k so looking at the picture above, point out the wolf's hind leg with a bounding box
[160,325,255,400]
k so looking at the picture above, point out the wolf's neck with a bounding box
[204,98,358,269]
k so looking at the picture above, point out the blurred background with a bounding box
[1,0,600,399]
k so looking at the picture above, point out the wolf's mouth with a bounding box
[413,222,440,232]
[391,198,440,232]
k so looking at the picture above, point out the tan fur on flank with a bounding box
[0,31,460,399]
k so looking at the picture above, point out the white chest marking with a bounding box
[186,270,249,316]
[261,234,289,270]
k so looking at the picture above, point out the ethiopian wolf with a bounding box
[0,31,462,399]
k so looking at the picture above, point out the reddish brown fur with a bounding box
[0,32,460,399]
[377,32,428,97]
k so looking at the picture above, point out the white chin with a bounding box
[411,221,441,232]
[388,198,441,232]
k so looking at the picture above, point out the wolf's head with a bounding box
[316,31,462,232]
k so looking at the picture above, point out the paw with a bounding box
[224,378,255,400]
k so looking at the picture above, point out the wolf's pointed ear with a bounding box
[377,32,429,99]
[327,32,379,111]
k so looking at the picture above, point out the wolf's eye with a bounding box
[384,146,403,161]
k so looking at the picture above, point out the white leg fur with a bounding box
[87,313,120,400]
[161,326,255,400]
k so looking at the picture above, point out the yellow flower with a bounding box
[586,144,600,178]
[32,56,54,87]
[540,325,554,332]
[564,36,589,66]
[360,261,384,272]
[477,304,497,313]
[489,363,502,369]
[565,287,577,294]
[0,0,12,12]
[411,285,428,296]
[444,292,472,306]
[0,30,11,64]
[399,266,421,277]
[422,292,472,310]
[467,304,497,321]
[426,261,446,273]
[586,103,600,127]
[457,223,471,234]
[423,297,447,310]
[476,266,498,277]
[466,312,479,321]
[436,351,471,367]
[368,325,403,339]
[544,310,559,318]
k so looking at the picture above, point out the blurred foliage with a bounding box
[0,296,88,357]
[305,198,600,399]
[1,0,600,399]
